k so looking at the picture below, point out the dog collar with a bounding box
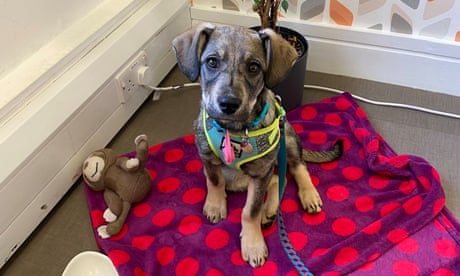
[203,101,285,169]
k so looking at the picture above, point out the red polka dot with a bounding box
[157,247,175,266]
[157,177,180,193]
[368,175,389,189]
[433,268,456,276]
[148,169,157,180]
[397,237,419,254]
[326,185,349,202]
[301,106,318,120]
[134,267,148,276]
[149,143,163,153]
[354,128,370,143]
[366,138,379,154]
[310,175,320,187]
[380,202,401,217]
[108,249,130,266]
[205,268,224,276]
[288,231,308,250]
[387,155,409,168]
[230,250,245,266]
[164,148,184,163]
[342,166,364,181]
[399,179,417,194]
[434,239,458,258]
[253,260,278,276]
[227,208,242,223]
[281,199,299,212]
[205,228,230,249]
[322,272,340,276]
[286,270,300,276]
[183,134,195,144]
[152,209,176,227]
[324,113,342,126]
[292,123,304,134]
[433,197,445,215]
[308,131,328,145]
[387,228,408,244]
[362,220,381,235]
[334,246,359,266]
[178,215,203,235]
[341,137,352,152]
[303,210,326,225]
[320,160,339,170]
[312,248,329,258]
[131,235,155,251]
[332,218,356,236]
[186,159,203,173]
[355,106,367,118]
[392,260,419,276]
[182,188,206,204]
[335,97,352,110]
[176,257,200,276]
[402,195,423,215]
[417,175,432,191]
[90,210,105,227]
[355,196,374,212]
[133,202,152,217]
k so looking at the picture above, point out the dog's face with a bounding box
[172,24,298,126]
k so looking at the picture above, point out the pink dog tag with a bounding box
[223,130,235,165]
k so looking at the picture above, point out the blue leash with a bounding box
[277,112,313,276]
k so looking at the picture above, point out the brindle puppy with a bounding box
[172,23,341,267]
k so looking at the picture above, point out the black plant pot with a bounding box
[252,26,308,112]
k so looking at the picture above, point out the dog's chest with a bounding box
[203,113,280,169]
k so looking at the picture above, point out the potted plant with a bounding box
[252,0,308,111]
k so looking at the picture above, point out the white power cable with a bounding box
[143,83,460,119]
[304,85,460,119]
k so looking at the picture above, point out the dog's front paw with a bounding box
[240,231,268,267]
[299,188,323,214]
[203,199,227,224]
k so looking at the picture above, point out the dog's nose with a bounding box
[218,96,241,114]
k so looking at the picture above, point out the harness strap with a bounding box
[277,115,313,276]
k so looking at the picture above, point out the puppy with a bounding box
[172,23,341,267]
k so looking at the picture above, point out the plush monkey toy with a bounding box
[82,134,152,238]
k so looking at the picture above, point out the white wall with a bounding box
[0,0,101,78]
[0,0,190,267]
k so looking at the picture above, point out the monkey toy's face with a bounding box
[83,155,106,191]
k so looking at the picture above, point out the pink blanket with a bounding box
[85,93,460,275]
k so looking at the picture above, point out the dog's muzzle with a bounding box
[218,96,241,114]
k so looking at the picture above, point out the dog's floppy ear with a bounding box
[172,23,216,82]
[258,29,298,89]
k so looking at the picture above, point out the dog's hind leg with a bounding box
[290,164,323,213]
[202,162,227,224]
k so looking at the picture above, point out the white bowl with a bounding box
[62,251,118,276]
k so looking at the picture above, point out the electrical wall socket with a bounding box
[115,50,148,103]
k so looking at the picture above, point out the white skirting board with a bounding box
[190,6,460,97]
[0,0,190,267]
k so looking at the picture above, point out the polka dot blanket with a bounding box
[84,93,460,275]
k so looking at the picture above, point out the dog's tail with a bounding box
[302,140,343,163]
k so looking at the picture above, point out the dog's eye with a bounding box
[248,62,260,73]
[206,57,218,68]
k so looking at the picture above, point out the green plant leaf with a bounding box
[281,0,288,13]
